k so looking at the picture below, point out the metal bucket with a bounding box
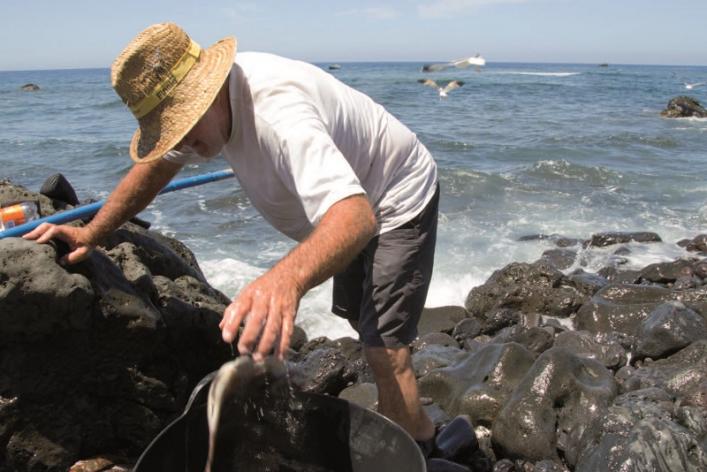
[134,370,426,472]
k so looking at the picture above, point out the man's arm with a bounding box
[23,158,183,264]
[220,193,377,359]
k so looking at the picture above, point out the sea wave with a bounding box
[502,72,581,77]
[520,159,623,185]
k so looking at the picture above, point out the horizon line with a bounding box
[2,59,707,73]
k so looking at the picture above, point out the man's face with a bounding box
[175,95,230,158]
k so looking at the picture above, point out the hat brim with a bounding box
[129,36,236,163]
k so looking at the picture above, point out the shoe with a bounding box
[40,173,79,206]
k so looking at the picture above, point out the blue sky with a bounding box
[2,0,706,70]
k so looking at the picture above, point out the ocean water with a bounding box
[2,62,707,340]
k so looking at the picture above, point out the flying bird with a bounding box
[422,54,486,73]
[418,79,464,98]
[684,82,705,90]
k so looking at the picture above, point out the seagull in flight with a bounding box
[685,82,705,90]
[418,79,464,98]
[422,54,486,73]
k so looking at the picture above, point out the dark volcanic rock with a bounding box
[661,96,707,118]
[418,305,469,336]
[539,249,576,271]
[616,340,707,406]
[419,343,536,427]
[575,388,707,471]
[576,283,707,340]
[586,231,662,247]
[412,344,466,377]
[0,185,232,471]
[635,301,707,359]
[678,234,707,253]
[492,347,617,466]
[465,262,587,334]
[554,330,627,369]
[638,258,700,284]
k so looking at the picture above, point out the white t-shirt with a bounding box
[166,52,437,242]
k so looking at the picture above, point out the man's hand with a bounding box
[219,194,377,361]
[23,223,95,265]
[220,266,303,361]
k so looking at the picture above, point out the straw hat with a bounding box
[111,23,236,163]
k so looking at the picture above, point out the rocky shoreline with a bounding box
[1,179,706,471]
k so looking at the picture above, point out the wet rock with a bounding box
[493,459,515,472]
[419,306,469,335]
[452,318,483,343]
[490,326,554,355]
[635,301,707,359]
[575,283,667,336]
[575,388,707,471]
[413,344,467,377]
[492,347,617,465]
[613,246,631,256]
[596,266,642,284]
[638,258,698,284]
[465,262,587,332]
[554,330,627,369]
[338,382,378,410]
[679,234,707,253]
[293,336,371,386]
[289,345,349,395]
[673,275,700,290]
[617,340,707,406]
[661,96,707,118]
[565,269,608,296]
[20,83,40,91]
[419,343,536,427]
[574,282,707,341]
[517,234,582,248]
[538,249,576,271]
[586,231,662,247]
[412,332,459,351]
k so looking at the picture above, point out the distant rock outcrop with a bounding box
[20,83,39,92]
[661,96,707,118]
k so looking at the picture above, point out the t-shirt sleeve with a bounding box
[162,149,210,165]
[270,105,365,227]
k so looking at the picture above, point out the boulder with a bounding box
[661,96,707,118]
[575,388,707,471]
[492,348,617,466]
[0,183,232,471]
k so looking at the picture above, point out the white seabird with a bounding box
[418,79,465,98]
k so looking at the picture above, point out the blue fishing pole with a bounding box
[0,169,235,239]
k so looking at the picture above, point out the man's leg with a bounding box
[365,345,435,441]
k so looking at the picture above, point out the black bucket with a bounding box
[134,370,426,472]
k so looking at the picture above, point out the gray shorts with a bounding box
[332,184,439,348]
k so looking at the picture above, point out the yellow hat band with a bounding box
[129,39,201,119]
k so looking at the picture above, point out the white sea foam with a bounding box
[199,257,358,342]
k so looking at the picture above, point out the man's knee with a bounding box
[364,345,413,378]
